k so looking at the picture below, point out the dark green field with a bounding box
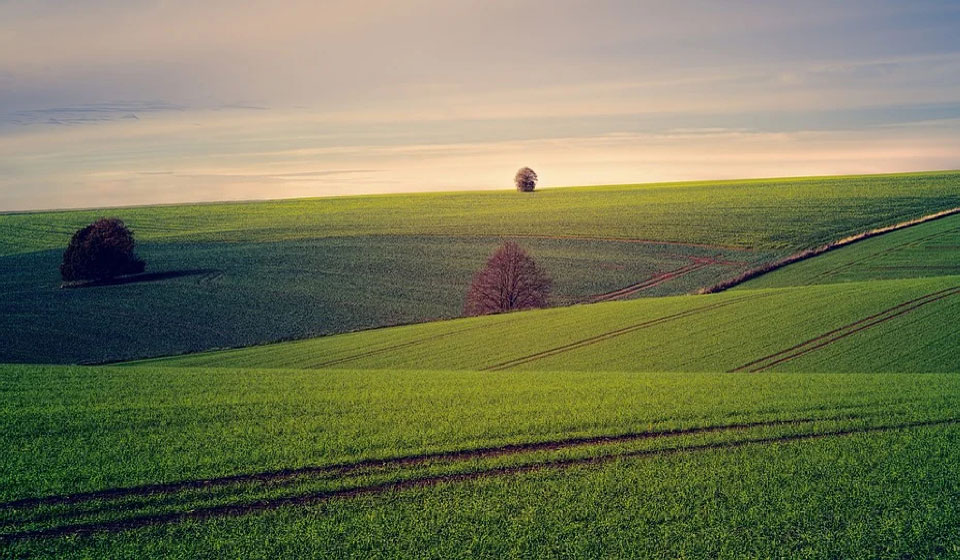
[0,236,766,364]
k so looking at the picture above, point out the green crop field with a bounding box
[2,365,959,558]
[13,424,957,559]
[3,171,960,558]
[142,275,960,373]
[0,236,768,365]
[3,171,958,256]
[1,170,958,365]
[739,211,960,289]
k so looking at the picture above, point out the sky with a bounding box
[1,0,959,211]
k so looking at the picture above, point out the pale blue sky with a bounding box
[1,0,959,210]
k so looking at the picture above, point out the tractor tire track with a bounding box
[588,261,709,302]
[2,417,955,542]
[730,285,960,372]
[485,292,770,371]
[0,408,852,512]
[11,403,932,530]
[588,256,744,303]
[310,322,494,368]
[195,270,224,286]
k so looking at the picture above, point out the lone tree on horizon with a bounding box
[61,218,145,283]
[514,167,538,192]
[464,241,551,316]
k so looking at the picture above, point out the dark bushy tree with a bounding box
[464,241,551,316]
[60,218,145,282]
[515,167,538,192]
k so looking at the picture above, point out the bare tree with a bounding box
[464,241,551,316]
[61,218,145,282]
[514,167,538,192]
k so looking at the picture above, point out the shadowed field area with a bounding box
[0,236,766,364]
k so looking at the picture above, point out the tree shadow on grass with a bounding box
[61,269,221,289]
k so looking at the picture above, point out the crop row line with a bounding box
[311,322,493,368]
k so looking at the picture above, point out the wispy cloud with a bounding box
[5,102,184,126]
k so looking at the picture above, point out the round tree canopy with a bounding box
[515,167,538,192]
[61,218,145,282]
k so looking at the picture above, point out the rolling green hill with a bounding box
[1,170,958,364]
[142,275,960,373]
[3,171,958,256]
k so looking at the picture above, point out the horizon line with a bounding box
[3,168,958,216]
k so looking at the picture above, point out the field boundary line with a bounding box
[2,417,955,541]
[730,285,960,372]
[484,292,770,371]
[806,224,960,283]
[413,232,747,251]
[699,206,960,294]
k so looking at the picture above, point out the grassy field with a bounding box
[2,171,959,256]
[2,364,958,557]
[10,424,958,559]
[141,275,960,373]
[739,211,960,289]
[1,171,957,365]
[0,236,766,364]
[3,171,960,558]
